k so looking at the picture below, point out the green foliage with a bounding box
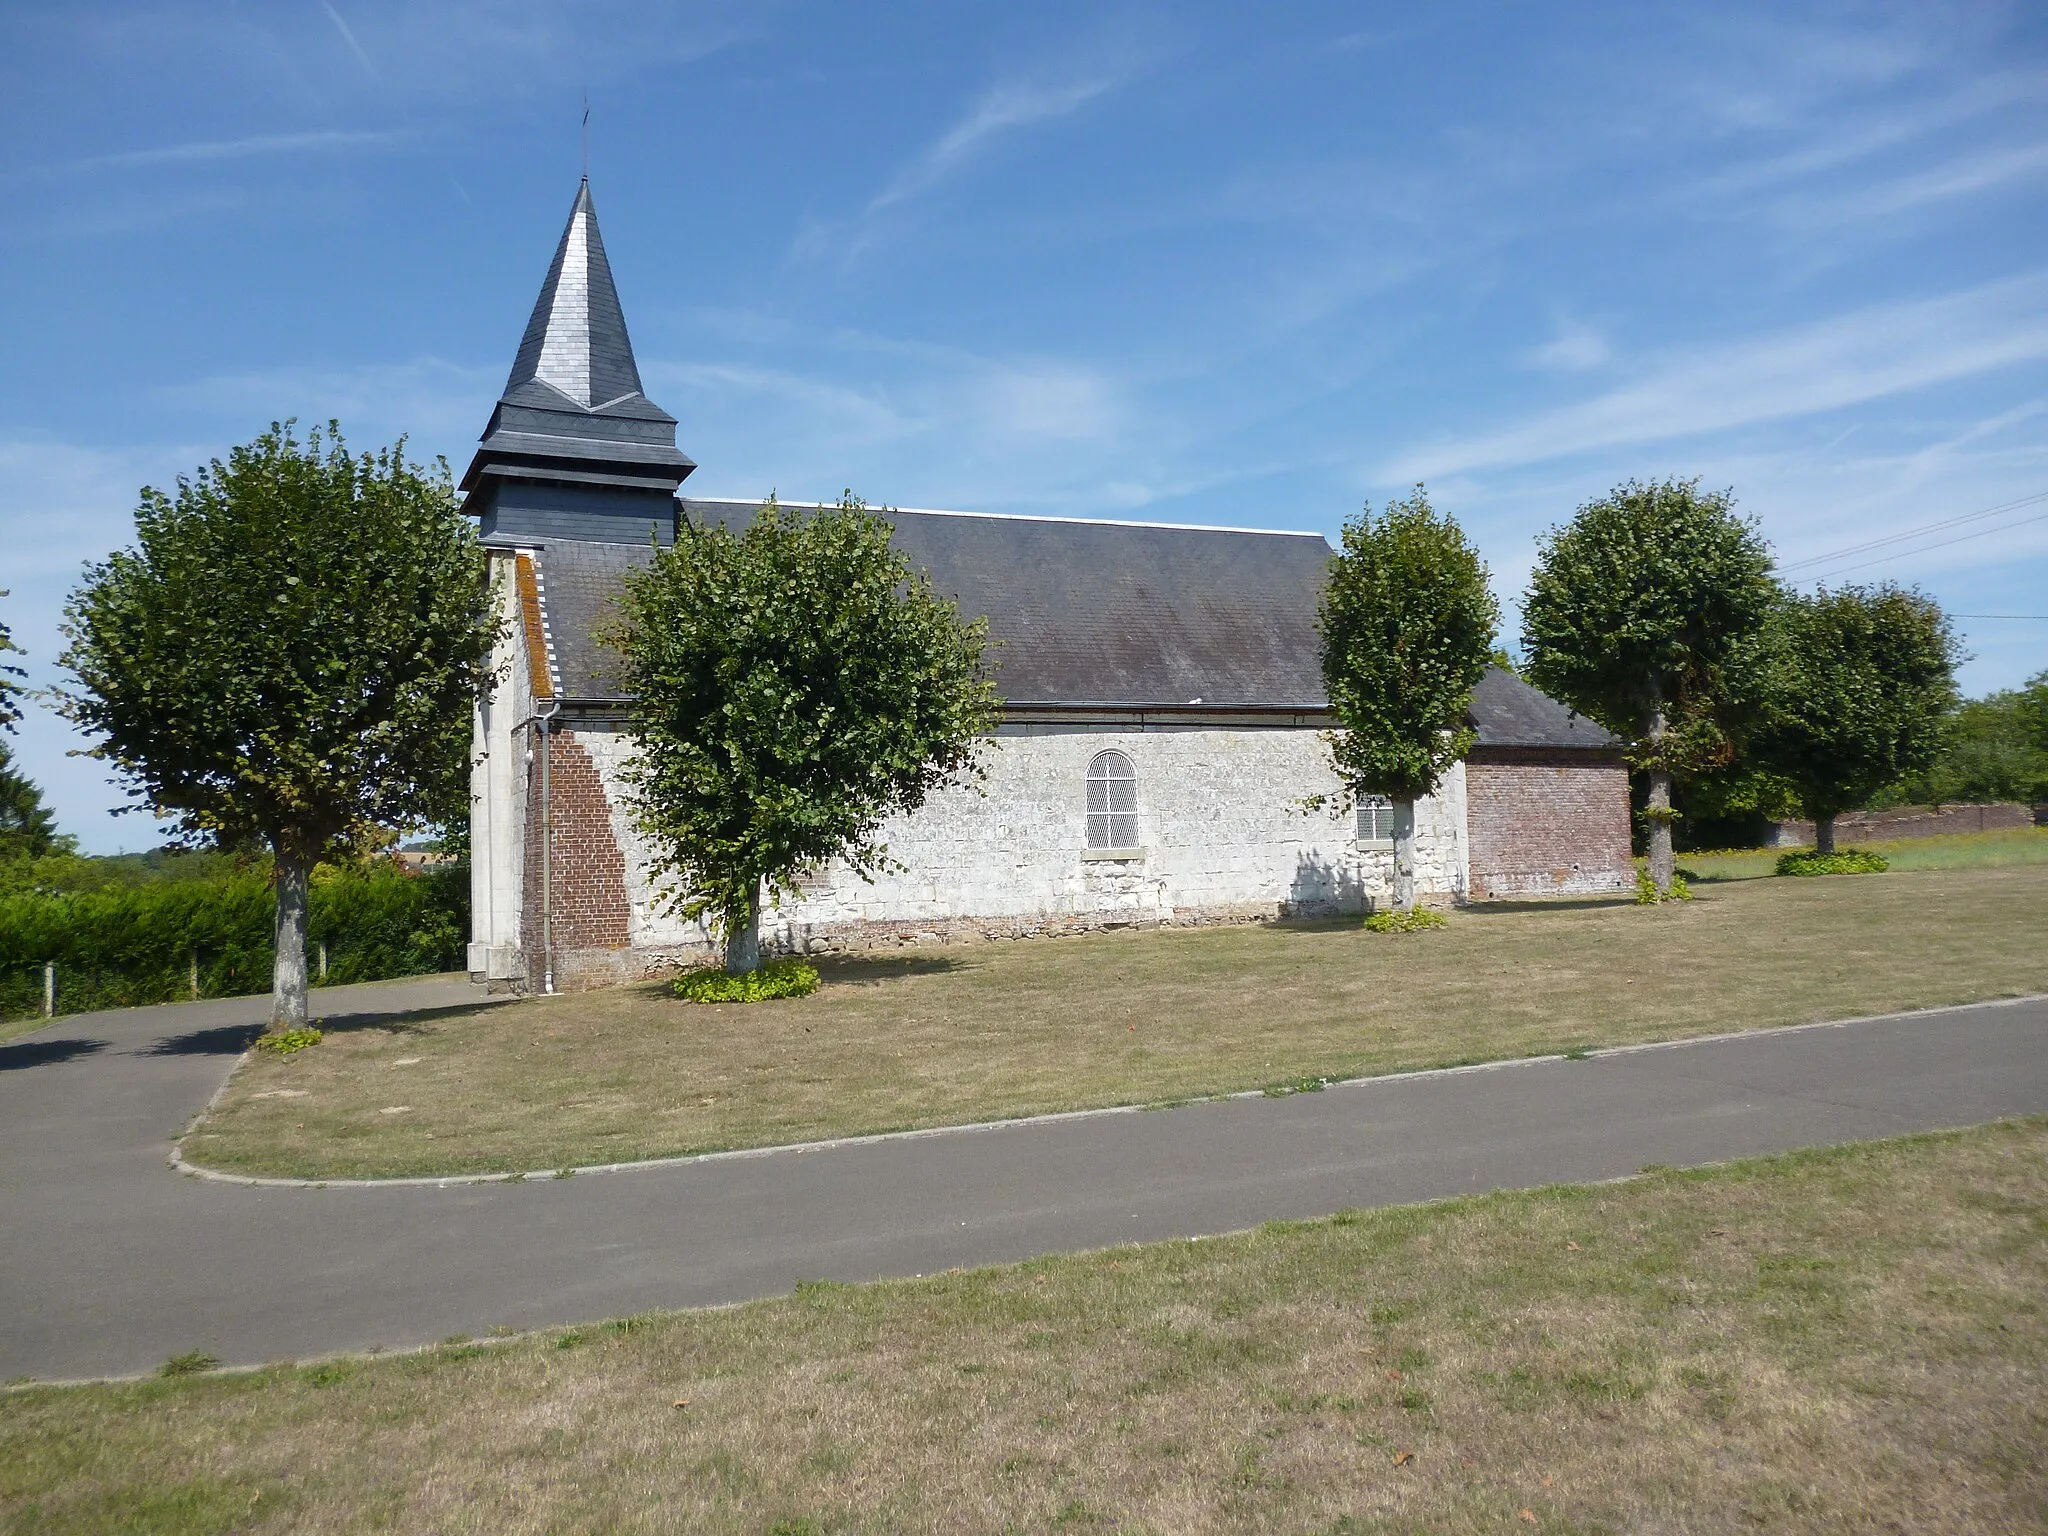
[1362,907,1448,933]
[1634,867,1693,904]
[1522,478,1776,772]
[1885,676,2048,807]
[1750,585,1961,825]
[0,588,25,733]
[673,957,821,1004]
[0,861,467,1020]
[1775,848,1888,877]
[57,423,494,861]
[614,494,998,960]
[0,846,246,895]
[157,1352,220,1377]
[1318,486,1499,804]
[257,1027,323,1055]
[0,740,69,862]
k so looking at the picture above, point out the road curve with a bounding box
[1,979,2043,1381]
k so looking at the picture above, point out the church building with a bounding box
[465,182,1633,990]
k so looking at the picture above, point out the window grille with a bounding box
[1357,796,1394,843]
[1086,750,1140,850]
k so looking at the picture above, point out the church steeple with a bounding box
[462,179,694,545]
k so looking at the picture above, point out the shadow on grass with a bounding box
[313,999,513,1036]
[1462,895,1642,916]
[813,954,970,985]
[0,1036,109,1071]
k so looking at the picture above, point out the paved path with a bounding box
[2,983,2044,1382]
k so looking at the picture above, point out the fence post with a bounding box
[43,962,55,1019]
[189,951,200,1000]
[318,942,328,983]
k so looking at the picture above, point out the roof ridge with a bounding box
[681,496,1328,541]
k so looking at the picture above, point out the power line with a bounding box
[1951,613,2048,620]
[1778,487,2048,576]
[1798,506,2048,583]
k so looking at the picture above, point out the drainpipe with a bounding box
[531,699,562,995]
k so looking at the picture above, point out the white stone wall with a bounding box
[577,727,1471,949]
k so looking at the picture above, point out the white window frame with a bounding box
[1085,749,1142,854]
[1356,795,1395,848]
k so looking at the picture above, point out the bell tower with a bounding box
[462,179,694,545]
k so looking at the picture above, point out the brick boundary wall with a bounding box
[1464,748,1634,899]
[522,728,632,985]
[1767,801,2042,847]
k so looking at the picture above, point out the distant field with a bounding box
[189,862,2048,1181]
[5,1120,2043,1534]
[1680,825,2048,883]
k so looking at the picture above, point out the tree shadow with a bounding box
[814,954,969,986]
[311,999,504,1036]
[0,1037,109,1072]
[1279,850,1366,923]
[1462,895,1640,916]
[138,1023,266,1056]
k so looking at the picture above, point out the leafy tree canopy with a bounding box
[1884,673,2046,808]
[1521,477,1776,772]
[1751,584,1960,840]
[1318,486,1499,805]
[613,494,998,969]
[56,422,496,1023]
[0,590,25,733]
[0,741,70,862]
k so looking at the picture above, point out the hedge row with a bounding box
[0,863,468,1020]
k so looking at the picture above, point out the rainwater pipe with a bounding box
[525,699,563,995]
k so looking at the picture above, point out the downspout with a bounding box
[534,699,562,995]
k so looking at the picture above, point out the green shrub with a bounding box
[0,860,468,1020]
[673,957,821,1003]
[257,1027,323,1055]
[1634,868,1693,904]
[1775,848,1888,877]
[1362,908,1448,934]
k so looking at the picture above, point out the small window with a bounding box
[1357,796,1394,844]
[1086,750,1140,850]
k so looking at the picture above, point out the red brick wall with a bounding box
[523,728,631,982]
[1465,749,1634,898]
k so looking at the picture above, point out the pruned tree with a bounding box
[613,494,998,973]
[1751,584,1961,852]
[1522,477,1775,897]
[56,423,495,1029]
[0,589,26,733]
[1318,486,1499,912]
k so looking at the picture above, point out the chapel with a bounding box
[465,181,1633,990]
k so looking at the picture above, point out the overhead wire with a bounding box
[1777,487,2048,578]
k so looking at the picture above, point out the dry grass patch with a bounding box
[6,1119,2045,1534]
[191,862,2048,1180]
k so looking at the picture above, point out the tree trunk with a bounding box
[1643,701,1674,897]
[271,850,312,1030]
[1391,798,1418,913]
[1645,769,1675,895]
[1813,815,1836,856]
[724,882,761,975]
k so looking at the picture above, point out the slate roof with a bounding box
[1466,665,1617,750]
[527,499,1617,750]
[461,180,693,498]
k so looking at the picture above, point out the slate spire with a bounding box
[462,179,694,542]
[503,178,645,410]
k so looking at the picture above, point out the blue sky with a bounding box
[3,1,2045,853]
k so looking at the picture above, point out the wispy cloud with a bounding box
[11,129,407,180]
[1389,274,2048,481]
[319,0,380,80]
[1771,140,2048,228]
[865,72,1124,217]
[1521,317,1614,373]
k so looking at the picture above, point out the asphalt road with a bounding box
[1,980,2043,1382]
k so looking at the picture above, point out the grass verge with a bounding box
[6,1119,2044,1534]
[189,863,2048,1180]
[1678,824,2048,882]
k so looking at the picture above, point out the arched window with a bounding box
[1086,750,1140,850]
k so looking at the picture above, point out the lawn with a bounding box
[1677,824,2048,883]
[189,861,2048,1181]
[6,1119,2044,1534]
